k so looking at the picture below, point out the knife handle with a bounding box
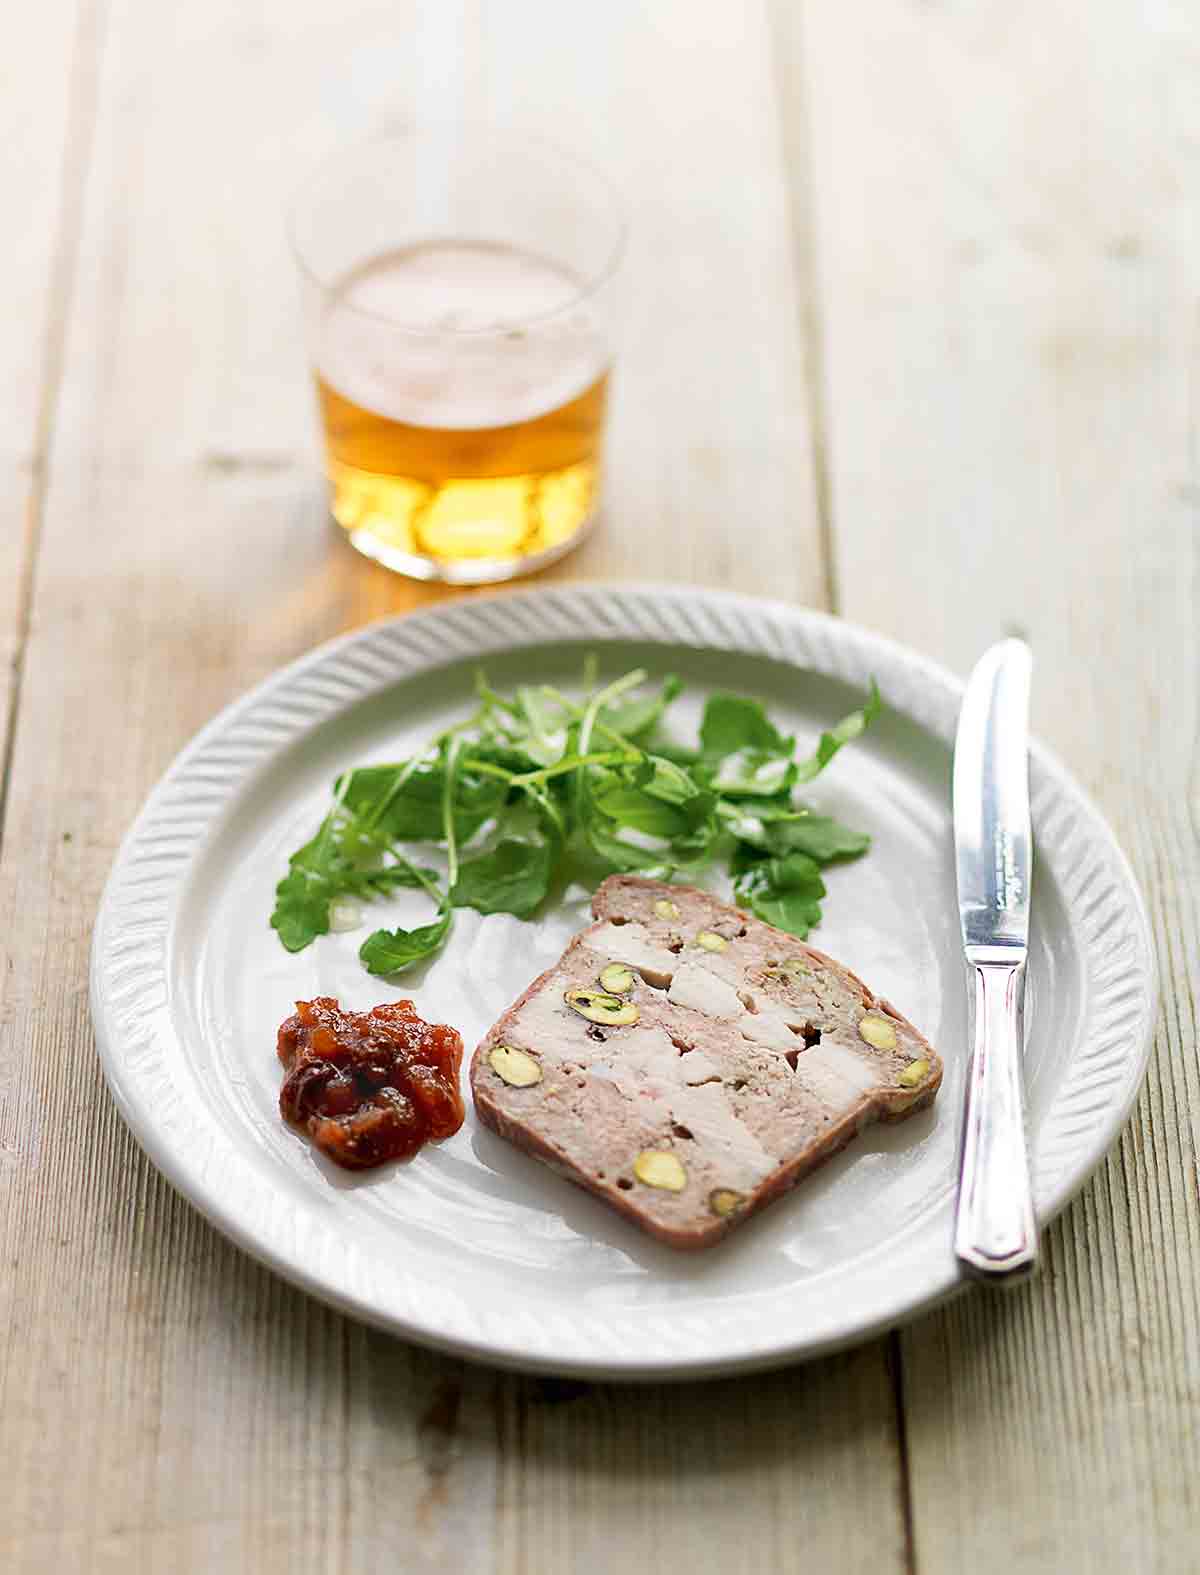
[954,958,1038,1281]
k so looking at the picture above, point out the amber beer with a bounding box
[313,239,611,580]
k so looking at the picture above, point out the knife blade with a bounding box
[952,639,1038,1280]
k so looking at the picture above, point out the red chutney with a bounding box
[277,997,464,1169]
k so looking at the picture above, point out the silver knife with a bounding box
[953,639,1038,1280]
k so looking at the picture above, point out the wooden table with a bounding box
[2,2,1196,1569]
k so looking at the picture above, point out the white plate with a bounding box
[91,586,1156,1379]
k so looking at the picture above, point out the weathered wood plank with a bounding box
[0,0,101,818]
[787,0,1200,1568]
[0,1,900,1572]
[492,1349,906,1575]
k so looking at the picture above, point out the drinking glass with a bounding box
[289,126,626,583]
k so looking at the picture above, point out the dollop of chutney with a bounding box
[277,997,464,1169]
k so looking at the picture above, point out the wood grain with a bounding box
[0,0,101,823]
[788,0,1199,1568]
[0,2,904,1572]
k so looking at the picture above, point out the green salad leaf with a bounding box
[734,852,827,937]
[793,681,882,784]
[722,802,871,863]
[270,814,434,954]
[339,761,505,843]
[359,910,452,976]
[592,786,693,839]
[599,673,683,740]
[696,694,800,798]
[699,694,793,758]
[451,838,554,918]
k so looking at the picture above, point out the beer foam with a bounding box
[316,241,609,430]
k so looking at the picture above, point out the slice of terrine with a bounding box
[470,875,942,1249]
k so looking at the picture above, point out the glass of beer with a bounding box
[289,127,625,583]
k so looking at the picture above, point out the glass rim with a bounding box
[286,123,628,339]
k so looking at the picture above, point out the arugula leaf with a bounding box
[735,852,827,937]
[702,683,882,796]
[583,813,674,876]
[721,803,870,862]
[708,749,797,797]
[271,848,338,952]
[763,814,870,862]
[599,674,683,739]
[668,815,722,866]
[715,799,784,844]
[592,787,691,839]
[729,840,768,878]
[270,820,433,952]
[700,694,793,759]
[340,762,504,843]
[593,750,717,858]
[359,909,452,976]
[793,682,882,785]
[514,686,570,766]
[631,753,709,807]
[698,695,797,799]
[451,839,553,918]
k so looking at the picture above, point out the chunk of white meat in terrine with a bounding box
[587,921,677,987]
[739,1009,807,1054]
[587,1026,724,1091]
[667,959,744,1020]
[788,1038,882,1108]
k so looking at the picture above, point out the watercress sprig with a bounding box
[270,662,881,975]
